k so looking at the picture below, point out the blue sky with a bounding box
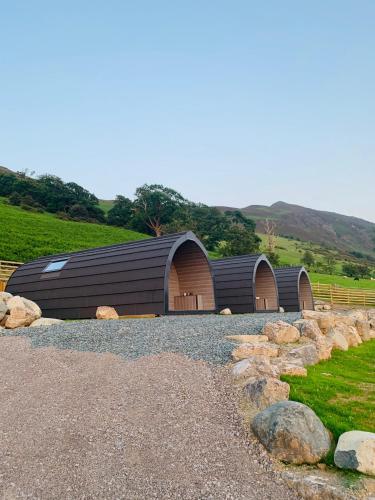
[1,1,374,221]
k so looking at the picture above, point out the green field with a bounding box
[309,272,375,290]
[282,340,375,463]
[0,197,147,262]
[98,199,115,214]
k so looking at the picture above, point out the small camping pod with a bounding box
[211,254,279,314]
[6,232,216,319]
[274,266,314,312]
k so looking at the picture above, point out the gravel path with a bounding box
[7,312,300,364]
[0,337,297,499]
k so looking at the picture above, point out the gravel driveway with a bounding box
[0,336,297,499]
[7,312,300,364]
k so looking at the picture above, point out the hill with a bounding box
[0,197,148,262]
[217,201,375,260]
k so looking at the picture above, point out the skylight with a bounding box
[43,259,69,273]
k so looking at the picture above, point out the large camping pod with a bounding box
[211,254,279,314]
[5,232,216,319]
[274,266,314,312]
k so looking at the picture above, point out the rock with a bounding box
[225,334,269,344]
[272,359,308,377]
[0,314,9,327]
[96,306,119,320]
[251,401,332,464]
[326,328,349,351]
[0,301,7,322]
[219,308,232,315]
[302,310,335,333]
[0,291,12,303]
[356,320,372,341]
[231,343,279,361]
[329,323,362,348]
[322,304,331,311]
[5,296,42,328]
[334,431,375,476]
[263,321,300,344]
[232,356,280,381]
[285,344,319,366]
[29,318,64,327]
[244,377,290,410]
[314,336,333,361]
[279,306,285,313]
[334,314,356,327]
[347,310,368,322]
[298,319,324,341]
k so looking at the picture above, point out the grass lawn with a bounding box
[282,340,375,463]
[309,272,375,290]
[0,197,148,262]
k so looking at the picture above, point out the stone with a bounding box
[0,314,9,327]
[334,314,356,327]
[251,401,332,464]
[329,323,362,347]
[285,344,319,366]
[298,319,324,341]
[334,431,375,476]
[263,321,300,344]
[326,328,349,351]
[271,359,308,377]
[29,318,64,327]
[0,291,12,303]
[219,308,232,315]
[356,320,372,341]
[232,356,280,381]
[244,377,290,410]
[231,343,279,361]
[279,307,285,313]
[0,301,7,322]
[225,334,269,344]
[322,304,331,311]
[301,310,335,333]
[347,310,368,322]
[5,296,42,328]
[96,306,119,320]
[314,336,333,361]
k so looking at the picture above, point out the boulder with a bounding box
[244,377,290,410]
[5,296,42,328]
[285,344,319,366]
[96,306,119,320]
[314,336,333,361]
[298,319,324,341]
[276,362,307,377]
[329,323,362,347]
[0,314,9,327]
[251,401,332,464]
[279,307,285,313]
[322,304,331,311]
[0,291,12,303]
[0,301,7,322]
[301,310,335,333]
[347,310,368,322]
[219,308,232,315]
[334,431,375,476]
[29,318,64,327]
[356,320,372,341]
[326,328,349,351]
[334,315,356,327]
[232,356,280,381]
[231,343,279,361]
[263,321,300,344]
[225,334,269,344]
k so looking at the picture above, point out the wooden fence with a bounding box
[312,283,375,307]
[0,260,23,291]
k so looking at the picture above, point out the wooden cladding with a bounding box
[212,254,279,314]
[168,240,215,312]
[274,266,314,312]
[6,232,216,319]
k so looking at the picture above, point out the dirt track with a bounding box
[0,337,296,499]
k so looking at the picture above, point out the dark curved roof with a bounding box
[211,254,278,313]
[6,231,211,319]
[274,266,313,312]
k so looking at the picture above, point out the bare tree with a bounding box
[264,218,277,253]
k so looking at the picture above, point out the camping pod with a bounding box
[211,254,279,314]
[6,232,216,319]
[274,266,314,312]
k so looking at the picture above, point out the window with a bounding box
[43,259,69,273]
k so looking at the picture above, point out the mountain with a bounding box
[216,201,375,258]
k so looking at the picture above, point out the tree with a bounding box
[132,184,187,236]
[265,251,280,266]
[323,255,336,274]
[224,210,256,232]
[107,195,133,227]
[219,226,261,257]
[342,262,372,280]
[301,250,315,269]
[264,219,277,254]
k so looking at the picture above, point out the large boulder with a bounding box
[328,323,362,348]
[297,319,323,341]
[232,356,280,381]
[334,431,375,476]
[225,334,269,344]
[231,343,279,361]
[96,306,119,320]
[251,401,332,464]
[263,321,300,344]
[271,358,307,377]
[301,310,335,333]
[347,309,368,322]
[326,327,349,351]
[0,301,7,322]
[244,377,290,410]
[355,320,372,341]
[29,318,64,327]
[285,344,319,366]
[0,291,12,304]
[5,296,42,329]
[313,336,333,361]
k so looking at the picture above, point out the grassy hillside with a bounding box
[0,197,148,262]
[99,199,115,214]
